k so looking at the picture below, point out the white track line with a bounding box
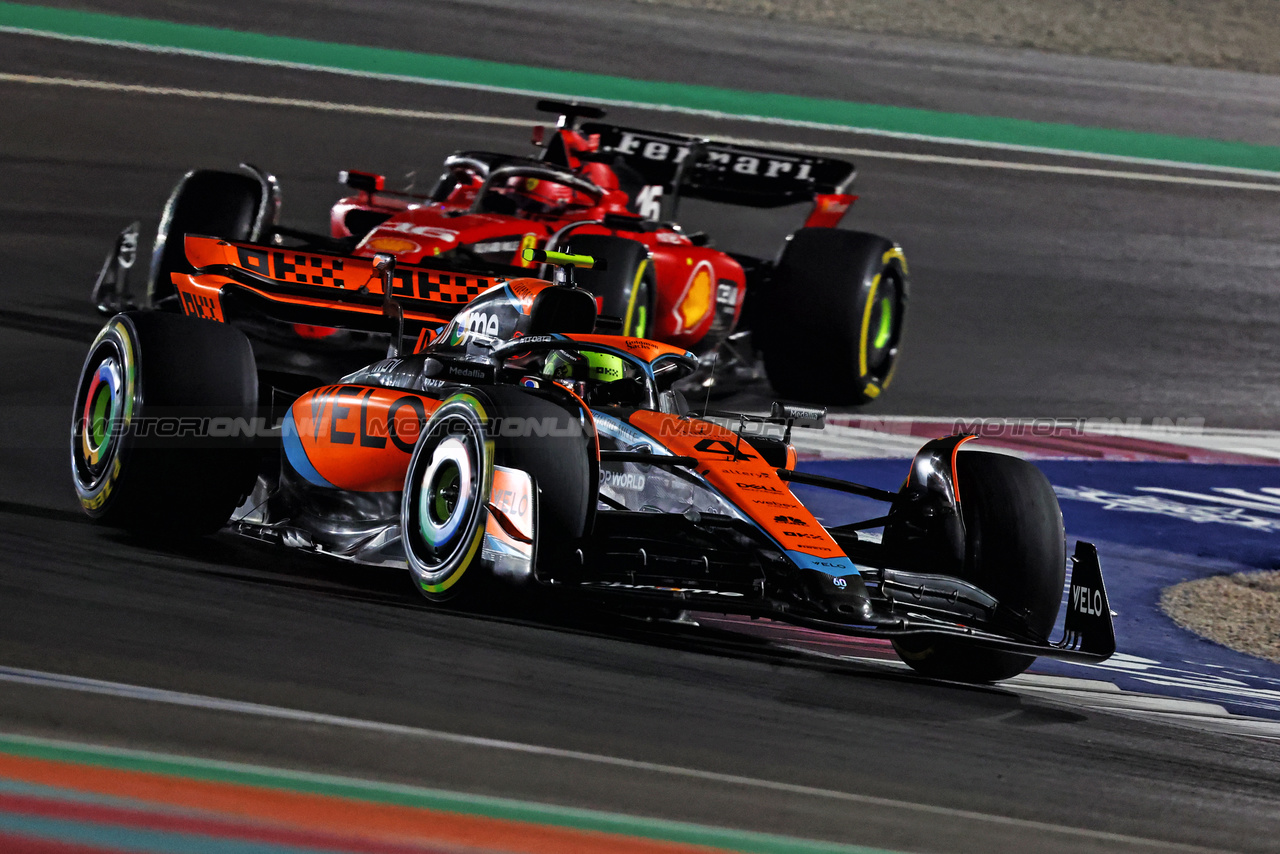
[4,27,1280,184]
[0,664,1232,852]
[0,72,531,128]
[715,135,1280,191]
[4,71,1280,193]
[774,645,1280,740]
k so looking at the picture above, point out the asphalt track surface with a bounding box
[2,3,1280,852]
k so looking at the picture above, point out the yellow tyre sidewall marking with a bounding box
[876,246,907,390]
[859,247,907,386]
[882,360,899,391]
[882,246,908,275]
[77,318,138,510]
[622,258,649,335]
[425,523,486,594]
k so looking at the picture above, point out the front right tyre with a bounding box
[401,386,597,604]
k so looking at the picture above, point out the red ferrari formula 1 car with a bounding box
[74,248,1111,684]
[92,101,907,404]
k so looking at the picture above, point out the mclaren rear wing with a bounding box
[169,235,499,348]
[580,122,856,224]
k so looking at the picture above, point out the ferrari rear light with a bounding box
[339,170,385,193]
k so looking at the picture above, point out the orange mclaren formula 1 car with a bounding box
[91,101,907,405]
[74,249,1112,683]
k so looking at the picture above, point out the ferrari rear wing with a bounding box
[580,122,856,210]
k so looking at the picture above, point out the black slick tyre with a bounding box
[401,386,595,603]
[757,228,906,404]
[70,311,260,535]
[560,234,655,337]
[149,170,263,307]
[892,451,1066,682]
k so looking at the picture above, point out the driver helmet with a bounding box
[542,349,629,402]
[543,349,625,384]
[509,175,574,214]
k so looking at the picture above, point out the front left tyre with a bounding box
[401,386,597,603]
[71,311,260,535]
[401,395,493,600]
[891,451,1067,682]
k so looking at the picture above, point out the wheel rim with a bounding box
[416,436,475,550]
[865,273,899,376]
[431,465,460,523]
[873,297,893,350]
[402,400,493,596]
[72,322,137,499]
[632,300,649,338]
[83,358,120,466]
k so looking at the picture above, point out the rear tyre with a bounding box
[892,452,1066,682]
[149,170,263,307]
[70,312,260,535]
[560,234,654,337]
[402,386,595,603]
[757,228,906,404]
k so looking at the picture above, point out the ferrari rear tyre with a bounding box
[401,386,595,603]
[561,234,654,337]
[149,169,263,307]
[892,451,1066,682]
[70,312,260,535]
[757,228,907,405]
